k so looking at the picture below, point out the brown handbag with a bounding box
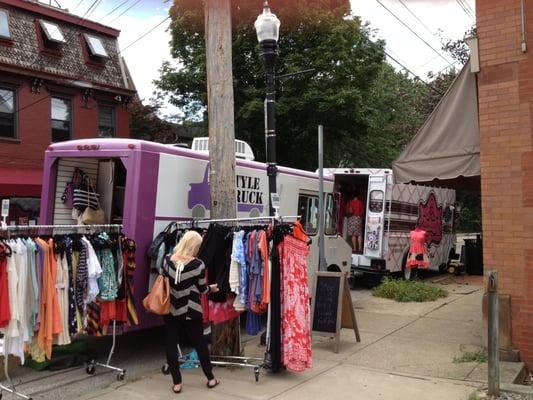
[142,275,170,315]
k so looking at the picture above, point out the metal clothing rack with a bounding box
[163,215,300,382]
[0,224,125,400]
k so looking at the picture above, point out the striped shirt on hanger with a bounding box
[165,256,208,319]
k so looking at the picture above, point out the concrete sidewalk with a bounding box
[2,278,525,399]
[71,278,523,400]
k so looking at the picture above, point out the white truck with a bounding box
[325,168,456,281]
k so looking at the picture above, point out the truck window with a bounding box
[325,193,336,235]
[369,190,384,213]
[298,194,319,235]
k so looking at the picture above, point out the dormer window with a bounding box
[85,34,108,58]
[39,20,66,43]
[0,10,11,40]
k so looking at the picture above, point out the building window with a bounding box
[36,20,65,56]
[85,34,108,58]
[98,104,115,137]
[39,20,66,43]
[51,97,71,142]
[0,10,10,40]
[0,87,15,139]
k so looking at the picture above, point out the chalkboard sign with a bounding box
[311,271,360,353]
[312,274,342,333]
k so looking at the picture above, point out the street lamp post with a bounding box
[255,1,280,216]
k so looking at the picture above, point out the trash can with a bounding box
[464,235,483,275]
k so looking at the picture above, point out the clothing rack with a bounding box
[163,215,300,382]
[0,224,125,400]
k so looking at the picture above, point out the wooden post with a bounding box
[204,0,239,356]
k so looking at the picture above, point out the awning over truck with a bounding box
[392,61,479,185]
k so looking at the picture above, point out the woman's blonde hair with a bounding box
[173,230,203,259]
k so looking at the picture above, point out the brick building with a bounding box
[477,0,533,367]
[0,0,135,223]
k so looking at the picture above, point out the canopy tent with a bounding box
[392,61,480,187]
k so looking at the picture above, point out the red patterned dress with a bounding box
[279,235,312,372]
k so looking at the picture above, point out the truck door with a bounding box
[364,174,387,258]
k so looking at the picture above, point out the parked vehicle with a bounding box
[39,138,352,330]
[326,168,456,281]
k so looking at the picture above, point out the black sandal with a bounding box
[207,379,220,389]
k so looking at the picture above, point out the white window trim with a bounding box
[39,20,66,43]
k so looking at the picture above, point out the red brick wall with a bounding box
[0,76,131,173]
[477,0,533,368]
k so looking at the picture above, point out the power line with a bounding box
[384,49,444,95]
[374,0,454,67]
[98,0,131,23]
[455,0,475,21]
[119,16,170,53]
[108,0,141,24]
[396,0,439,39]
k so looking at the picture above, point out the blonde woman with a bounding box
[164,230,220,393]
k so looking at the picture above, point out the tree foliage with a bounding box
[155,0,433,170]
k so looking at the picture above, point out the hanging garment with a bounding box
[2,241,24,363]
[266,226,284,373]
[71,248,84,334]
[0,243,11,328]
[257,230,270,307]
[122,237,139,326]
[238,231,250,309]
[280,235,312,373]
[94,233,118,301]
[63,237,77,337]
[75,240,88,318]
[36,238,63,360]
[34,239,45,332]
[82,237,102,304]
[55,252,71,346]
[246,310,261,336]
[197,224,232,303]
[25,239,39,335]
[406,229,429,269]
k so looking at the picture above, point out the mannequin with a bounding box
[406,227,429,269]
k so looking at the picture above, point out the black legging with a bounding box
[164,315,214,385]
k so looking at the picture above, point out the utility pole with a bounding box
[204,0,239,356]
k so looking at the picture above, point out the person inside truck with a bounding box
[346,190,364,253]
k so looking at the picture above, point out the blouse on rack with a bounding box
[0,233,139,364]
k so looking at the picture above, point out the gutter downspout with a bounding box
[521,0,527,53]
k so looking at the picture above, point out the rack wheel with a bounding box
[254,367,260,382]
[86,363,96,375]
[162,364,170,375]
[117,371,125,381]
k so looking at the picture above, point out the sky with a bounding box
[40,0,476,119]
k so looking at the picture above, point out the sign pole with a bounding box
[318,125,326,271]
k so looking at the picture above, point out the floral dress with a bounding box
[279,234,312,372]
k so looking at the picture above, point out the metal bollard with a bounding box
[487,271,500,397]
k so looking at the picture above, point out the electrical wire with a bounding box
[455,0,475,21]
[98,0,131,23]
[374,0,454,67]
[396,0,439,39]
[119,15,171,53]
[384,49,444,95]
[108,0,141,24]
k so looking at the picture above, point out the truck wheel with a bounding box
[327,265,341,272]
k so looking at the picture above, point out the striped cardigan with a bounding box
[165,256,208,319]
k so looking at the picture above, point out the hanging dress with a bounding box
[279,234,312,373]
[406,229,429,269]
[0,243,11,328]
